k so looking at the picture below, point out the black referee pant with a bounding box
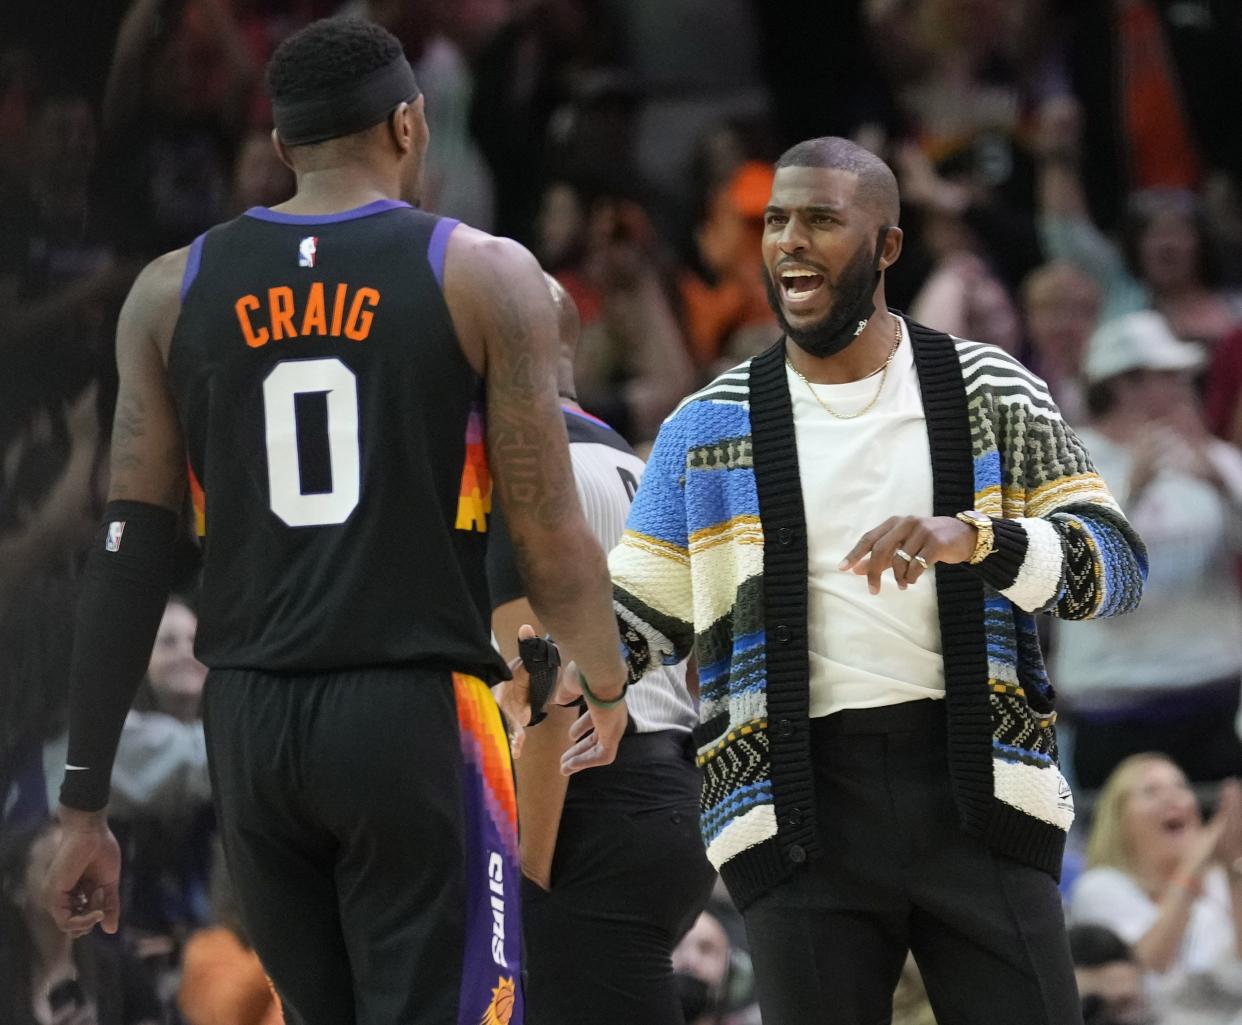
[521,729,716,1025]
[743,699,1083,1025]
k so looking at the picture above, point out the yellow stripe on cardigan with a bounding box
[619,529,691,566]
[974,474,1109,518]
[689,515,764,555]
[990,681,1058,729]
[998,473,1114,517]
[974,484,1003,517]
[696,718,768,766]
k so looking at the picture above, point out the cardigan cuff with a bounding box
[969,516,1065,612]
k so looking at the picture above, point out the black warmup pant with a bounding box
[1069,676,1242,789]
[521,730,716,1025]
[202,667,524,1025]
[743,700,1082,1025]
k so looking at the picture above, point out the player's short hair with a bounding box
[775,136,900,226]
[267,17,405,111]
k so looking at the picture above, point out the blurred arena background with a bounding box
[3,2,1242,1023]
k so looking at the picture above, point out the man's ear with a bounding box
[271,129,295,172]
[877,225,903,271]
[388,102,412,154]
[390,94,428,155]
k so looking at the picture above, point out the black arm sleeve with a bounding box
[59,500,178,812]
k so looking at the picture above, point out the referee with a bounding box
[490,276,716,1024]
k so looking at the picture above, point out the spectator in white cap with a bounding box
[1053,310,1242,789]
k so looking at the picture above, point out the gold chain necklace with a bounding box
[786,319,902,421]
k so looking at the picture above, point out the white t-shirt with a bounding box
[787,317,946,718]
[1070,865,1242,1019]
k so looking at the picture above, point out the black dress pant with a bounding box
[521,730,716,1025]
[743,700,1082,1025]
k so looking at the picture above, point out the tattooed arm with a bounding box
[444,228,628,772]
[108,248,189,508]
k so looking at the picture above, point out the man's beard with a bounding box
[764,237,879,358]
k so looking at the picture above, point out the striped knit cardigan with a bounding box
[609,316,1147,909]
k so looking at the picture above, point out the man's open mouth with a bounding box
[779,268,826,305]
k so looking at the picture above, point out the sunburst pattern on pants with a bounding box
[453,673,523,1025]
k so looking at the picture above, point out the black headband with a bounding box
[273,55,420,147]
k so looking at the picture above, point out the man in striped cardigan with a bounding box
[609,138,1147,1025]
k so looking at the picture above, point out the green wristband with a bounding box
[578,671,627,709]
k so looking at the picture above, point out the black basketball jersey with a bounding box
[168,200,507,681]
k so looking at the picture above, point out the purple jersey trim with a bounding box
[243,198,411,224]
[428,217,461,289]
[561,405,615,431]
[181,233,207,301]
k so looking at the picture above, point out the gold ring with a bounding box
[914,554,930,569]
[895,549,913,563]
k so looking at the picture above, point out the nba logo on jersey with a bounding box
[298,236,319,268]
[105,521,125,552]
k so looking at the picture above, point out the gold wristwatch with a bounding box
[955,510,995,565]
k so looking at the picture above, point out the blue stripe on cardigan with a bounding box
[973,448,1003,488]
[701,780,774,842]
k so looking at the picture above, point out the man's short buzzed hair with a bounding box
[267,17,405,110]
[775,136,901,226]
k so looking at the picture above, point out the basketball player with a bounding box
[40,18,629,1025]
[489,276,715,1024]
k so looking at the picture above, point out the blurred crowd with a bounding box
[3,0,1242,1023]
